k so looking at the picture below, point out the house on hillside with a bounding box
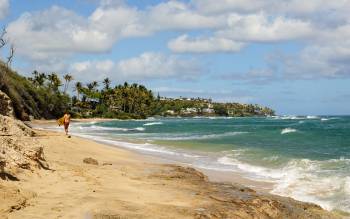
[202,108,215,114]
[181,107,198,114]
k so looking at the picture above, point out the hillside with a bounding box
[0,62,274,120]
[0,62,70,120]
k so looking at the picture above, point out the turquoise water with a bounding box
[50,116,350,212]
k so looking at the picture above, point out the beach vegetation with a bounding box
[0,62,275,120]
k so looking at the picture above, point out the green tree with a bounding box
[63,74,73,93]
[47,73,62,92]
[74,81,83,100]
[103,77,111,91]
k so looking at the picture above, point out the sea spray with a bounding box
[281,128,297,134]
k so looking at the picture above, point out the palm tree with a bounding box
[37,73,47,87]
[47,73,62,92]
[32,70,39,82]
[92,81,98,90]
[63,74,73,93]
[103,78,111,91]
[74,82,83,100]
[86,81,99,100]
[87,83,94,92]
[31,70,47,87]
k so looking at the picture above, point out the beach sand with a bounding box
[0,121,344,218]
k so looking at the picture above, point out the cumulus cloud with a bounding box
[168,12,313,53]
[6,1,222,63]
[278,27,350,79]
[69,52,202,82]
[69,60,115,82]
[192,0,350,18]
[116,52,201,80]
[168,34,245,53]
[0,0,9,19]
[6,0,350,82]
[218,13,314,42]
[145,1,224,31]
[6,5,140,61]
[223,23,350,82]
[192,0,269,14]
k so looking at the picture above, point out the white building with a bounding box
[203,108,215,113]
[166,110,175,115]
[181,108,198,114]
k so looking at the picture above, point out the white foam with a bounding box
[133,127,145,131]
[74,133,176,155]
[154,132,247,140]
[306,115,319,119]
[217,156,283,179]
[89,125,129,131]
[208,117,234,120]
[278,115,303,120]
[271,159,350,212]
[143,122,163,126]
[263,155,280,162]
[321,118,329,121]
[215,156,350,212]
[77,125,145,132]
[281,128,297,134]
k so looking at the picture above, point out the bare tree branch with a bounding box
[0,26,7,50]
[6,44,14,67]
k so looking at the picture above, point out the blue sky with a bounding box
[0,0,349,115]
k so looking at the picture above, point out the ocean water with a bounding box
[45,116,350,212]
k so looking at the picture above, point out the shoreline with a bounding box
[1,119,344,218]
[32,119,275,192]
[31,119,348,215]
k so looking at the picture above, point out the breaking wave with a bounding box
[281,128,297,134]
[143,122,163,126]
[153,132,247,141]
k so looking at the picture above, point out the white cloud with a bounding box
[168,34,245,53]
[168,12,314,53]
[218,13,314,42]
[7,5,140,61]
[193,0,350,19]
[0,0,9,19]
[71,61,92,73]
[192,0,269,14]
[223,23,350,82]
[6,1,224,63]
[145,1,224,31]
[6,0,350,82]
[282,25,350,78]
[116,52,201,80]
[281,24,350,79]
[69,52,202,82]
[70,60,115,82]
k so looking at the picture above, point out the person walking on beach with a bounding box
[57,112,72,137]
[62,112,71,136]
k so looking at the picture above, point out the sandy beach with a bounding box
[0,119,344,218]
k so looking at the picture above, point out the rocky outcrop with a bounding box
[0,115,49,180]
[153,165,341,219]
[0,115,34,137]
[0,91,14,117]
